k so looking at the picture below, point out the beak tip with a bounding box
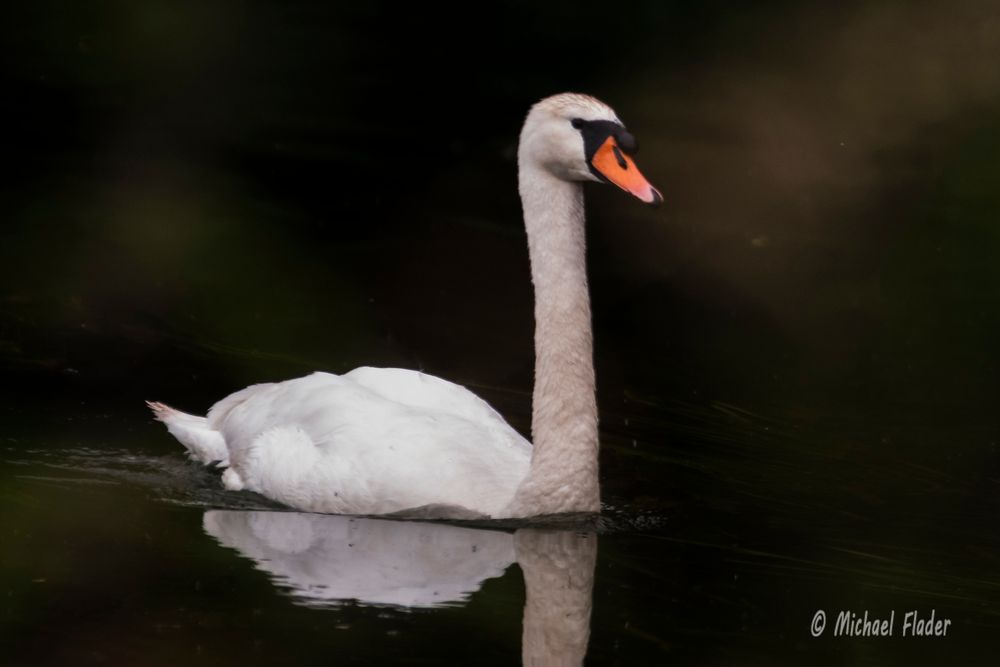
[645,187,663,208]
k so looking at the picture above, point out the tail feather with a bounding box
[147,400,230,466]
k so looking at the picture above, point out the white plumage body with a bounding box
[153,368,531,517]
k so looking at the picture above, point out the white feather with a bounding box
[154,369,530,515]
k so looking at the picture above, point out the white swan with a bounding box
[149,93,661,518]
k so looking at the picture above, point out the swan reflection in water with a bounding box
[204,511,596,664]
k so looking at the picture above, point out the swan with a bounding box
[149,92,661,518]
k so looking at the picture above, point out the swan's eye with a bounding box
[574,119,629,161]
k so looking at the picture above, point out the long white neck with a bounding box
[505,161,600,517]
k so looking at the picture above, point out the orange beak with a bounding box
[590,136,663,206]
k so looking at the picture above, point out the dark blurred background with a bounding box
[4,0,999,419]
[2,1,1000,662]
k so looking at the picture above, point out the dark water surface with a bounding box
[2,394,998,665]
[3,1,1000,664]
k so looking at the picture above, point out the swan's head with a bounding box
[519,93,662,206]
